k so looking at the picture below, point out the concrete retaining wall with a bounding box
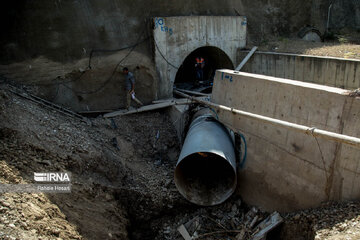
[211,69,360,212]
[238,51,360,90]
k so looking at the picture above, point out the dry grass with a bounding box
[255,38,360,60]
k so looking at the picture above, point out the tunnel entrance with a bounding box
[174,46,234,92]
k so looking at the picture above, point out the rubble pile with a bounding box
[281,201,360,240]
[156,198,282,240]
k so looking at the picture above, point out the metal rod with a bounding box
[174,90,360,148]
[235,46,258,71]
[10,89,87,122]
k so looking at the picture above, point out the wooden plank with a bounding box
[152,98,174,104]
[177,225,192,240]
[104,101,182,118]
[175,88,210,96]
[104,96,209,118]
[237,51,248,69]
[235,46,258,71]
[240,53,251,72]
[78,110,113,114]
[153,97,203,104]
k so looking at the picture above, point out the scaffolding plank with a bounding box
[103,99,193,118]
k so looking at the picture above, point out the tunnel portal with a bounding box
[174,46,234,92]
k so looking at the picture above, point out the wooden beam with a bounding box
[174,88,210,96]
[103,99,193,118]
[78,110,113,114]
[235,46,258,71]
[177,225,192,240]
[152,98,174,104]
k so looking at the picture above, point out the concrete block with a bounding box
[212,70,360,211]
[237,51,360,90]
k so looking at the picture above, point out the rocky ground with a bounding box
[281,201,360,240]
[1,82,360,240]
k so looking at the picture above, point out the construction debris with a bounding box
[174,202,284,240]
[177,224,192,240]
[158,197,284,240]
[252,212,283,240]
[348,88,360,97]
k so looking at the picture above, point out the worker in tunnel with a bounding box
[195,56,205,86]
[123,67,143,110]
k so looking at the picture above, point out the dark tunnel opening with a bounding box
[174,46,234,93]
[174,152,237,206]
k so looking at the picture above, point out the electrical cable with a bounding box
[70,9,154,94]
[239,132,247,169]
[2,11,153,96]
[153,38,180,69]
[61,26,149,95]
[88,37,149,69]
[1,30,149,90]
[209,107,219,120]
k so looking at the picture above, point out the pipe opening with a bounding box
[174,152,236,206]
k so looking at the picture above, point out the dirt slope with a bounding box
[0,83,182,239]
[1,82,360,240]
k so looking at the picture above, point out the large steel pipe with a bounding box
[174,112,237,206]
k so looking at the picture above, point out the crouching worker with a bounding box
[123,67,143,110]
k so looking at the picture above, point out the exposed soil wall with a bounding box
[329,0,360,31]
[1,0,337,63]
